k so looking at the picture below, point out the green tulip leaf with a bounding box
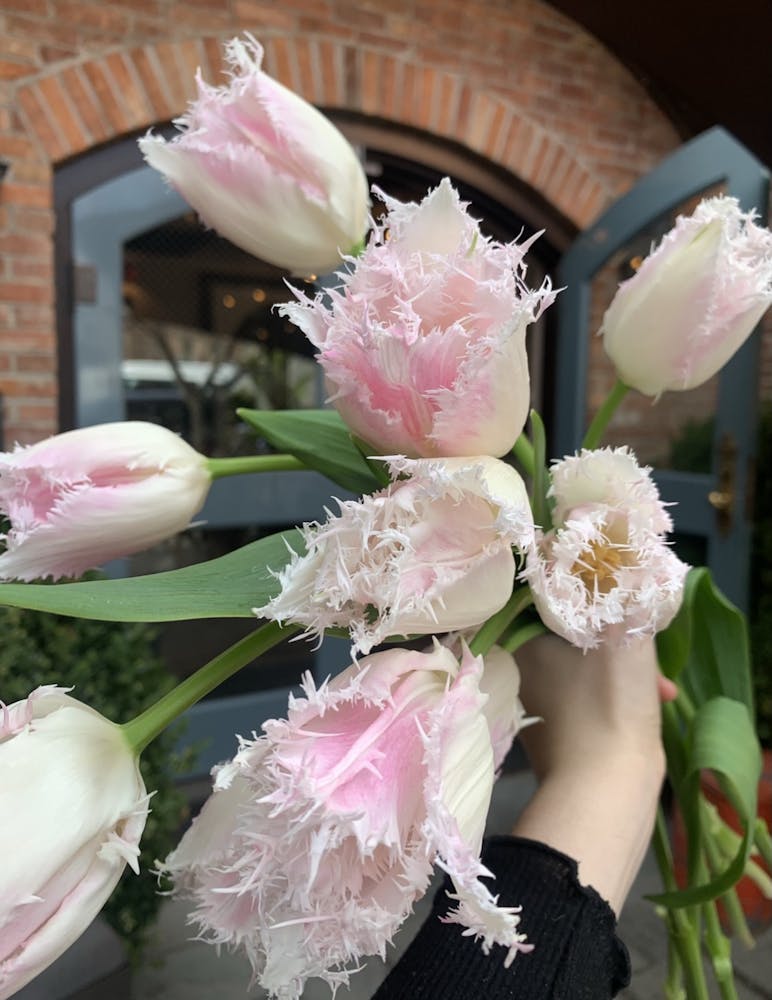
[238,408,382,496]
[656,566,753,714]
[0,529,304,622]
[650,696,761,908]
[529,409,552,532]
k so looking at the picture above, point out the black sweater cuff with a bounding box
[373,836,631,999]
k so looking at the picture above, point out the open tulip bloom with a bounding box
[2,33,772,1000]
[162,644,531,999]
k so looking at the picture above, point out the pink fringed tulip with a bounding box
[0,687,148,1000]
[162,643,531,999]
[279,178,556,457]
[0,421,211,581]
[140,36,369,276]
[602,196,772,395]
[523,448,688,650]
[255,455,534,654]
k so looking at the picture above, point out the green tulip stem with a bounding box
[469,587,534,658]
[206,454,306,479]
[511,433,535,478]
[582,379,630,450]
[675,687,697,722]
[653,808,710,1000]
[700,799,755,949]
[754,818,772,869]
[500,620,548,654]
[699,852,738,1000]
[122,621,299,755]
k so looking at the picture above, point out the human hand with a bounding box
[511,634,668,914]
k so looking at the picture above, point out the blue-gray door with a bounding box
[553,127,769,612]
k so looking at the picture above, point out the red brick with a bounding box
[151,41,190,113]
[82,61,127,134]
[0,134,37,158]
[175,39,205,100]
[0,282,53,303]
[7,212,53,240]
[17,401,58,423]
[105,52,155,129]
[360,49,379,114]
[0,60,35,81]
[36,76,91,155]
[17,86,67,160]
[293,36,316,101]
[13,352,55,373]
[60,66,112,144]
[5,160,50,185]
[40,45,80,63]
[318,38,342,105]
[55,1,131,35]
[0,182,50,209]
[0,0,49,13]
[0,376,55,395]
[128,47,176,120]
[201,36,227,85]
[10,258,53,282]
[234,0,296,30]
[433,71,460,136]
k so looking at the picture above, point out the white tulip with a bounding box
[602,196,772,395]
[0,687,148,999]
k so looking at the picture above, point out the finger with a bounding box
[657,674,678,703]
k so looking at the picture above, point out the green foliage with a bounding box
[0,600,191,959]
[650,696,761,908]
[657,567,754,712]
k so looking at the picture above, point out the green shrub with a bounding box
[0,602,191,958]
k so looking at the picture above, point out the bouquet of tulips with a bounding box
[1,35,771,1000]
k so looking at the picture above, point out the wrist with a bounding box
[512,753,664,915]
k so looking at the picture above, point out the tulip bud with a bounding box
[0,421,211,581]
[0,687,148,999]
[602,196,772,395]
[140,35,369,277]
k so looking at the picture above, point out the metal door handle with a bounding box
[709,434,736,535]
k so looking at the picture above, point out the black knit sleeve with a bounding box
[372,836,631,1000]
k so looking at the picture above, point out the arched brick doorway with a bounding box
[2,12,682,445]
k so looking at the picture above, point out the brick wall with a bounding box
[1,0,686,445]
